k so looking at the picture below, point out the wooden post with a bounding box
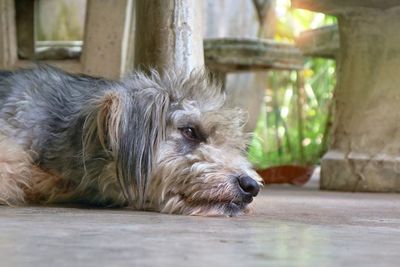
[0,0,17,69]
[15,0,34,59]
[81,0,131,79]
[134,0,204,75]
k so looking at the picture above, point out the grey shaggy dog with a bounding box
[0,66,261,216]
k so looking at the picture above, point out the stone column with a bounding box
[293,0,400,192]
[81,0,130,79]
[134,0,204,74]
[0,0,17,69]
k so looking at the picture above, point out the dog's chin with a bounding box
[222,201,251,216]
[189,201,251,217]
[191,193,254,217]
[160,194,252,217]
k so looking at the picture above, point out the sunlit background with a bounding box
[248,0,337,169]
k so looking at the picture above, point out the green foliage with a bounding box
[249,59,336,169]
[248,2,337,169]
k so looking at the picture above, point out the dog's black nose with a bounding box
[238,175,260,197]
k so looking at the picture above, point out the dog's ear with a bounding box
[84,88,169,207]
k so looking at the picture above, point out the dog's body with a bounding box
[0,66,261,216]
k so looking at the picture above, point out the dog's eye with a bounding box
[179,127,199,141]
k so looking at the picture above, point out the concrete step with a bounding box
[204,37,304,72]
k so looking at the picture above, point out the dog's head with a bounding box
[89,70,262,216]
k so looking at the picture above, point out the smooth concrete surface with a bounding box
[0,186,399,267]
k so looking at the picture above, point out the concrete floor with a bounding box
[1,185,399,267]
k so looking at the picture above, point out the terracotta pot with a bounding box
[257,165,314,186]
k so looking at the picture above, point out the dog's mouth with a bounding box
[174,192,252,216]
[224,200,250,215]
[159,179,257,216]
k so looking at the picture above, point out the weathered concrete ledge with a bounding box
[204,38,304,72]
[296,25,339,58]
[321,150,400,192]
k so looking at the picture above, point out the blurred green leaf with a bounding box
[248,1,337,168]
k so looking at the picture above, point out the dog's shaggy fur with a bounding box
[0,66,261,216]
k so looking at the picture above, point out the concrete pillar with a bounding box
[0,0,17,69]
[134,0,204,75]
[293,1,400,192]
[81,0,131,79]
